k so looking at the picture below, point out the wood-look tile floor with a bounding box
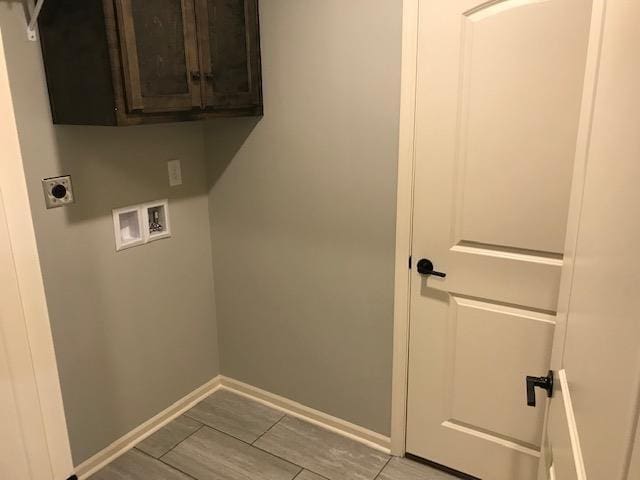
[89,390,457,480]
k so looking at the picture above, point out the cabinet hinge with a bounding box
[409,255,412,269]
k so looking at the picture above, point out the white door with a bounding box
[540,1,640,478]
[0,190,61,479]
[0,26,73,480]
[406,0,592,478]
[0,227,32,477]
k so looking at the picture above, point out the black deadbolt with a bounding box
[526,371,554,407]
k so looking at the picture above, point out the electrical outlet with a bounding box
[42,175,75,209]
[168,159,182,186]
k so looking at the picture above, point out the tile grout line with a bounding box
[196,422,306,472]
[294,468,332,480]
[134,445,200,480]
[249,415,378,480]
[372,456,393,480]
[157,454,202,480]
[194,410,385,480]
[148,408,306,477]
[182,410,202,425]
[121,391,387,480]
[159,424,207,460]
[251,412,287,445]
[135,417,305,480]
[292,468,331,480]
[183,393,319,474]
[290,466,305,480]
[136,416,204,459]
[118,419,377,480]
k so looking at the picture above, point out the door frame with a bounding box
[0,28,73,479]
[390,0,419,457]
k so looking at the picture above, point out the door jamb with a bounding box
[390,0,420,457]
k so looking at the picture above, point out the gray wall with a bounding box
[0,4,220,464]
[1,0,401,460]
[205,0,402,436]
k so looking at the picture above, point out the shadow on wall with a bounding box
[205,117,260,187]
[52,123,212,224]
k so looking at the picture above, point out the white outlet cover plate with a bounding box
[168,160,182,186]
[42,175,74,209]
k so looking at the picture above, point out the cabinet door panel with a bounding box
[196,0,262,108]
[116,0,201,112]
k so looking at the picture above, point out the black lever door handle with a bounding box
[526,370,554,407]
[416,259,446,278]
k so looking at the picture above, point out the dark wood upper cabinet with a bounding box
[196,0,261,108]
[115,0,201,113]
[38,0,262,125]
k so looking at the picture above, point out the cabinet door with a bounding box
[195,0,262,108]
[115,0,202,112]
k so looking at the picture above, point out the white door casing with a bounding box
[404,1,592,478]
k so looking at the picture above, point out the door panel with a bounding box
[406,0,592,478]
[115,0,201,112]
[448,297,554,447]
[456,0,581,254]
[196,0,262,108]
[442,246,562,311]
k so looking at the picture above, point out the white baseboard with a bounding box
[74,376,223,479]
[73,374,392,478]
[219,376,391,454]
